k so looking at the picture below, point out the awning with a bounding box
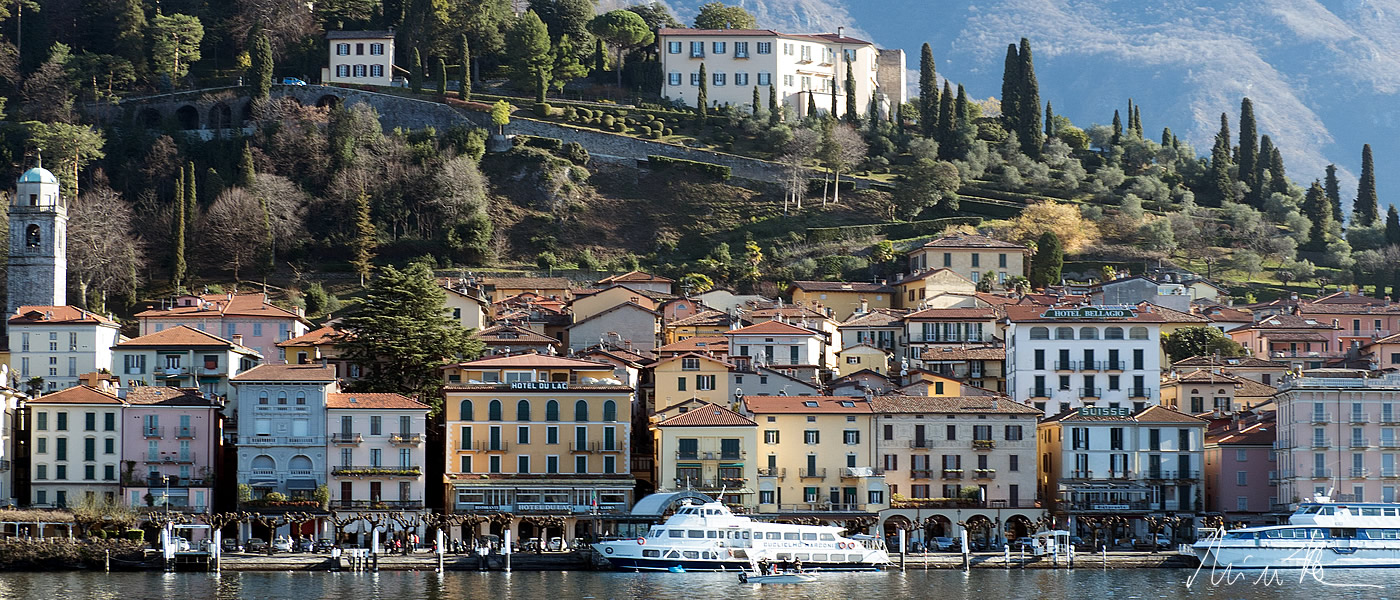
[720,463,744,468]
[250,480,278,488]
[286,479,318,490]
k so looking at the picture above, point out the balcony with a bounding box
[1312,412,1331,423]
[909,439,935,449]
[1143,470,1200,480]
[1351,467,1370,478]
[335,499,423,510]
[472,441,509,452]
[973,469,996,480]
[157,367,189,378]
[1062,500,1153,512]
[1383,439,1400,449]
[0,459,9,471]
[1348,413,1370,423]
[758,467,786,479]
[799,468,827,479]
[689,51,704,58]
[176,426,195,439]
[1351,437,1371,448]
[244,435,328,447]
[678,477,749,490]
[331,433,363,445]
[1385,412,1400,425]
[1383,469,1400,478]
[1272,440,1295,450]
[123,475,211,488]
[674,450,742,460]
[973,439,996,450]
[288,468,316,477]
[390,432,424,445]
[1104,361,1125,371]
[841,467,883,479]
[777,503,872,513]
[1029,388,1051,399]
[1069,470,1093,479]
[1311,438,1331,448]
[144,451,196,464]
[143,426,164,439]
[1313,468,1333,479]
[1081,361,1102,372]
[1080,387,1102,398]
[331,465,422,477]
[942,469,964,480]
[910,469,933,479]
[910,334,988,344]
[1107,470,1133,479]
[1054,360,1078,371]
[1128,388,1152,399]
[574,441,622,453]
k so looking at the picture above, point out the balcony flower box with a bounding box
[973,440,996,450]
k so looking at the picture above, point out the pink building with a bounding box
[120,387,223,514]
[1275,370,1400,508]
[134,293,310,365]
[1203,410,1277,525]
[1227,314,1344,370]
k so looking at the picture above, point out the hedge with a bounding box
[513,135,564,151]
[645,155,731,181]
[806,216,983,243]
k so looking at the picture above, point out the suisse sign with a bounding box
[1040,307,1136,319]
[509,381,569,390]
[1081,406,1131,417]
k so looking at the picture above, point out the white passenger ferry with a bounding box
[592,500,889,571]
[1193,495,1400,568]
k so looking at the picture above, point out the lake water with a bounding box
[2,568,1399,599]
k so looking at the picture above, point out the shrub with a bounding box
[561,142,590,166]
[602,114,616,127]
[518,135,564,151]
[125,529,144,542]
[578,108,593,119]
[563,107,577,120]
[533,102,552,117]
[649,129,662,139]
[646,155,731,181]
[664,128,674,136]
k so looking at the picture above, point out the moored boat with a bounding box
[1193,494,1400,568]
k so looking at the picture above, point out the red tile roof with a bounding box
[451,354,614,369]
[790,281,895,293]
[276,325,345,347]
[840,308,908,328]
[917,233,1028,250]
[30,385,124,405]
[656,28,873,45]
[919,346,1006,361]
[116,325,252,350]
[326,392,428,410]
[123,387,217,407]
[656,336,730,353]
[9,305,119,326]
[906,307,999,320]
[134,293,306,323]
[1002,303,1181,323]
[868,395,1039,414]
[725,321,821,337]
[474,324,560,345]
[657,402,755,427]
[743,395,871,414]
[597,271,674,284]
[1045,404,1207,424]
[230,364,337,382]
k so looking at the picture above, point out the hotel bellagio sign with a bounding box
[1040,307,1137,319]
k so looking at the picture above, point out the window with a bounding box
[972,254,980,268]
[757,72,771,86]
[735,72,748,86]
[370,43,384,55]
[546,426,558,445]
[546,401,560,421]
[336,43,350,56]
[1237,471,1248,486]
[603,401,617,421]
[669,72,681,86]
[575,455,587,473]
[353,64,366,77]
[370,65,384,78]
[489,400,503,421]
[697,374,716,390]
[783,74,794,87]
[713,72,726,86]
[57,413,67,431]
[844,430,860,444]
[1029,327,1049,340]
[355,43,364,55]
[518,455,530,474]
[734,41,749,57]
[764,430,779,444]
[712,41,726,54]
[1129,327,1149,340]
[575,400,590,421]
[805,430,820,444]
[668,41,681,54]
[517,400,531,421]
[85,412,96,431]
[517,426,530,444]
[690,72,701,86]
[690,41,704,57]
[757,42,772,54]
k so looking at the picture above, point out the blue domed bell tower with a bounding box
[7,159,68,317]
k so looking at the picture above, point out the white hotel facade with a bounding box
[656,28,901,119]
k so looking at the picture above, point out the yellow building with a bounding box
[836,343,890,378]
[893,268,978,310]
[743,395,887,515]
[1159,369,1277,415]
[663,310,739,345]
[653,402,757,508]
[655,335,730,360]
[904,233,1030,288]
[275,325,362,380]
[571,285,662,323]
[442,354,635,540]
[650,353,732,409]
[482,277,573,304]
[789,282,895,321]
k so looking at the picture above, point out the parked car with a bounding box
[1154,534,1172,549]
[297,538,315,553]
[314,539,336,553]
[282,77,307,86]
[1010,538,1035,551]
[246,538,267,553]
[931,537,956,551]
[547,537,567,552]
[222,538,242,553]
[272,537,293,552]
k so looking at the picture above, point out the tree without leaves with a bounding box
[693,2,755,29]
[778,127,818,212]
[69,183,144,310]
[338,262,483,408]
[200,187,288,280]
[1357,144,1380,226]
[919,43,938,138]
[587,10,652,88]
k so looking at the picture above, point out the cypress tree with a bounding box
[1044,101,1055,138]
[1238,98,1259,206]
[411,48,423,93]
[1324,164,1343,223]
[752,86,761,116]
[1132,105,1143,138]
[919,43,938,138]
[1001,43,1020,136]
[203,167,224,205]
[1209,114,1233,206]
[807,91,817,120]
[830,77,838,120]
[845,58,858,124]
[350,188,376,286]
[172,170,186,287]
[1358,144,1380,226]
[249,31,274,100]
[435,58,447,94]
[237,142,256,188]
[1161,127,1172,148]
[697,63,708,117]
[1386,205,1400,246]
[768,85,779,126]
[458,35,471,101]
[593,37,605,75]
[949,84,974,159]
[1017,38,1042,156]
[185,162,198,252]
[1268,147,1288,196]
[1257,135,1274,194]
[935,80,954,152]
[1302,179,1333,250]
[1029,230,1063,289]
[1111,110,1122,146]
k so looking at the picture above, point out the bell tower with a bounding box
[7,160,68,317]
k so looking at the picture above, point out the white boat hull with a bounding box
[739,572,816,584]
[1195,543,1400,569]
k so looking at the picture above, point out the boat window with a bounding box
[1223,531,1255,540]
[776,553,792,560]
[811,554,828,562]
[652,529,665,537]
[795,553,811,561]
[1362,508,1382,516]
[784,533,800,541]
[670,530,685,538]
[682,551,699,559]
[707,531,718,538]
[1386,508,1399,517]
[819,533,836,541]
[742,531,751,539]
[1365,529,1400,540]
[666,550,681,558]
[767,532,781,540]
[643,549,661,557]
[1320,507,1336,516]
[802,533,818,541]
[1310,528,1328,539]
[688,530,705,538]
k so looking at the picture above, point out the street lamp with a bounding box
[163,474,171,519]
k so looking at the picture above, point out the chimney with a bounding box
[859,298,869,314]
[232,334,244,347]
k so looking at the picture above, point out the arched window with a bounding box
[603,400,617,422]
[258,392,269,405]
[251,455,276,470]
[289,455,313,471]
[546,400,560,421]
[277,392,288,405]
[459,399,474,420]
[1029,327,1049,340]
[1079,327,1099,340]
[25,224,39,248]
[1055,327,1075,340]
[517,400,531,421]
[488,400,502,421]
[1104,327,1124,340]
[574,400,590,422]
[1129,327,1149,340]
[295,392,306,405]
